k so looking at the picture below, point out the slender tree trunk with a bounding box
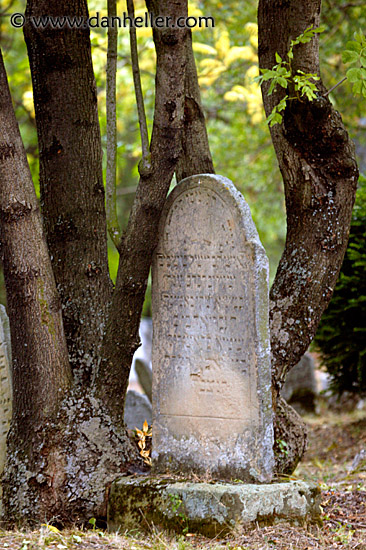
[95,0,189,425]
[23,0,112,384]
[258,0,358,473]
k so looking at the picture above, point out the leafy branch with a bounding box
[257,26,366,127]
[255,25,325,126]
[342,30,366,97]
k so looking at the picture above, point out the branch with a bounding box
[106,0,122,247]
[323,76,347,97]
[127,0,151,176]
[96,0,188,425]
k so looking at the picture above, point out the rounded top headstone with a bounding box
[151,174,273,482]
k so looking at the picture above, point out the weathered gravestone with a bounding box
[151,174,274,482]
[0,305,12,475]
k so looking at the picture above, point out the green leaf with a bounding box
[267,80,275,95]
[277,95,288,111]
[353,80,363,94]
[277,77,288,88]
[360,53,366,67]
[342,50,360,64]
[354,30,366,45]
[275,52,282,63]
[269,112,283,127]
[260,69,279,80]
[346,40,362,53]
[315,24,326,34]
[347,67,362,83]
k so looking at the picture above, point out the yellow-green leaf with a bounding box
[215,31,230,58]
[192,42,217,56]
[225,46,256,66]
[41,524,60,534]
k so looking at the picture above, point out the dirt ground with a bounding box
[0,408,365,549]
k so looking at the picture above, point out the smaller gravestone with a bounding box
[135,359,152,402]
[151,174,273,482]
[0,306,12,475]
[124,390,152,430]
[281,353,317,414]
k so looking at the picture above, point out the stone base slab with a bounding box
[107,476,321,536]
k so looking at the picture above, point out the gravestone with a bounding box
[151,174,273,482]
[124,390,152,430]
[0,305,12,475]
[281,353,318,414]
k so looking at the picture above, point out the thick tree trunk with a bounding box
[0,50,71,433]
[258,0,358,473]
[95,0,189,425]
[23,0,112,384]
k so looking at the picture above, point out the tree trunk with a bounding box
[175,30,215,182]
[258,0,359,473]
[23,0,112,385]
[95,0,189,426]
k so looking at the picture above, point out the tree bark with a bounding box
[0,50,72,433]
[258,0,359,472]
[95,0,189,425]
[23,0,112,384]
[175,30,215,182]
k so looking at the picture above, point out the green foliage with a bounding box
[276,439,289,456]
[169,493,189,534]
[314,175,366,395]
[255,25,324,126]
[342,31,366,97]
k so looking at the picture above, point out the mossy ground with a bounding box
[0,407,365,549]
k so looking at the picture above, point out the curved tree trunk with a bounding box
[175,29,215,182]
[258,0,359,473]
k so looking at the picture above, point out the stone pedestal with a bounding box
[108,476,322,536]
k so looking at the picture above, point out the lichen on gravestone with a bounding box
[151,174,274,483]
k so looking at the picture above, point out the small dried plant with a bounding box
[135,419,152,466]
